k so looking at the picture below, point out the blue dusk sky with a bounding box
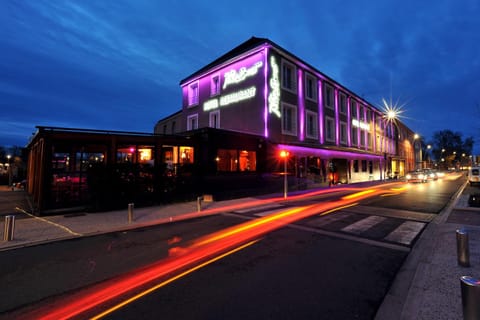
[1,0,479,152]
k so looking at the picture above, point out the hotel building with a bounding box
[156,37,416,184]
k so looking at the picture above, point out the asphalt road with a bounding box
[0,177,463,319]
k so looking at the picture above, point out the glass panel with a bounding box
[216,149,238,172]
[239,150,256,171]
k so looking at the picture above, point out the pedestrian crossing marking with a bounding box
[384,221,425,245]
[341,216,386,235]
[306,212,355,228]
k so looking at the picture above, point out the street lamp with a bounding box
[280,150,289,199]
[427,145,432,168]
[412,134,423,169]
[6,155,12,189]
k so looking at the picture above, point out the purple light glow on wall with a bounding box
[355,102,360,149]
[334,88,339,145]
[182,51,266,111]
[347,96,352,146]
[318,80,324,144]
[277,144,383,161]
[298,69,305,141]
[264,46,269,138]
[372,112,377,152]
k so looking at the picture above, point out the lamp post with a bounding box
[280,150,289,199]
[382,112,393,180]
[427,145,432,168]
[413,134,423,169]
[6,155,12,189]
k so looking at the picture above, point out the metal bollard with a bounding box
[461,276,480,319]
[128,203,134,223]
[457,229,470,267]
[3,215,15,241]
[197,196,203,212]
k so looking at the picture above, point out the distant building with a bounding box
[156,37,416,184]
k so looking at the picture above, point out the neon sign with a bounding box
[204,86,257,111]
[352,119,370,130]
[268,56,281,118]
[223,61,263,89]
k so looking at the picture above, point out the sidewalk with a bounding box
[376,182,480,320]
[0,188,259,251]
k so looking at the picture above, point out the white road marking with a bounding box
[306,212,355,227]
[341,216,386,234]
[384,221,425,245]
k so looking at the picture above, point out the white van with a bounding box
[468,167,480,186]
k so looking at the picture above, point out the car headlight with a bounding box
[419,174,425,179]
[406,174,412,179]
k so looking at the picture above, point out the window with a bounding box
[351,126,358,146]
[306,110,318,139]
[305,73,317,101]
[361,160,367,172]
[171,121,176,134]
[187,114,198,131]
[216,149,257,172]
[211,75,220,96]
[163,125,167,134]
[351,99,357,118]
[340,121,347,144]
[180,146,194,164]
[360,106,365,120]
[339,92,347,114]
[281,59,297,92]
[324,84,334,109]
[209,110,220,128]
[188,81,199,106]
[281,103,297,136]
[360,130,366,147]
[325,116,335,142]
[353,160,359,172]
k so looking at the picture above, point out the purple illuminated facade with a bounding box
[155,37,415,184]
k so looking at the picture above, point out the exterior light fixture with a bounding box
[280,150,289,199]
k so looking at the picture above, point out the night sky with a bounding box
[1,1,479,152]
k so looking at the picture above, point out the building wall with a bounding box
[181,49,266,136]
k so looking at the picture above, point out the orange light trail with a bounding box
[26,185,405,320]
[91,240,259,320]
[341,189,376,200]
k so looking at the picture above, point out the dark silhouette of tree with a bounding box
[430,130,474,169]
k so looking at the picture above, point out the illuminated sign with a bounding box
[352,119,370,130]
[223,61,263,89]
[204,86,257,111]
[268,56,281,118]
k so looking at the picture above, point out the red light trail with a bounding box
[18,185,404,320]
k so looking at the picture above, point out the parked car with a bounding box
[406,170,427,183]
[423,169,438,181]
[468,167,480,186]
